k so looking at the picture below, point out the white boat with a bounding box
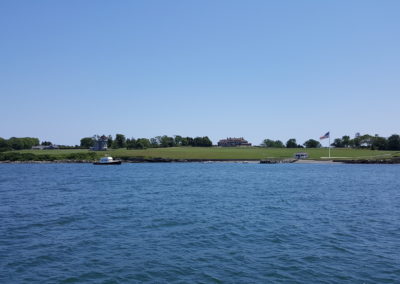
[93,156,122,165]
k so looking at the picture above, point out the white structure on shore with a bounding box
[91,135,108,151]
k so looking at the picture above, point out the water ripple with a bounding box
[0,163,399,283]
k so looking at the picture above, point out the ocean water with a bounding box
[0,163,399,283]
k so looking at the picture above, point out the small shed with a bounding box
[294,152,308,159]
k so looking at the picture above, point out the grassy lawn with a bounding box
[15,147,399,160]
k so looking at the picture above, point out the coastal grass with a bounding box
[5,147,399,161]
[108,147,397,160]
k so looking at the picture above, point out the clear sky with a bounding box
[1,0,399,146]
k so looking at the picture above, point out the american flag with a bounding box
[320,132,330,140]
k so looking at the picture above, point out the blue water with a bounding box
[0,163,399,283]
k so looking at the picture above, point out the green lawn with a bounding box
[15,147,399,160]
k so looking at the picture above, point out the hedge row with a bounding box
[0,152,97,161]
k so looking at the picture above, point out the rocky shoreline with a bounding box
[0,158,261,164]
[0,160,93,164]
[1,157,400,164]
[336,157,400,164]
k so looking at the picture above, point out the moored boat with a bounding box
[93,156,121,165]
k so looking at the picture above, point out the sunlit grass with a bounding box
[15,147,398,160]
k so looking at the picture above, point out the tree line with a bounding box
[261,134,400,150]
[331,134,400,150]
[2,133,399,152]
[80,134,213,149]
[261,138,322,148]
[0,137,83,152]
[0,137,40,152]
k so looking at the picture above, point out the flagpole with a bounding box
[320,131,331,159]
[329,134,331,158]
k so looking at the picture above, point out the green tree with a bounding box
[261,139,285,148]
[181,137,189,146]
[371,136,387,150]
[174,135,183,146]
[9,138,24,150]
[80,137,94,149]
[349,137,361,148]
[0,138,11,152]
[24,138,40,148]
[204,136,213,147]
[387,134,400,150]
[126,138,137,149]
[193,136,212,147]
[331,138,343,148]
[160,135,175,147]
[274,140,285,148]
[137,138,151,148]
[107,135,113,148]
[127,137,151,149]
[303,139,321,148]
[113,134,126,149]
[342,135,350,148]
[7,137,39,150]
[262,139,275,147]
[186,137,194,146]
[150,138,159,147]
[135,141,145,149]
[286,138,297,148]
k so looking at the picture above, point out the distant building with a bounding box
[32,145,59,150]
[218,137,252,147]
[91,135,108,151]
[294,152,308,159]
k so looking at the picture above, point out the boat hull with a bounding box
[93,161,122,165]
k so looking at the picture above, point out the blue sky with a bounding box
[1,0,399,146]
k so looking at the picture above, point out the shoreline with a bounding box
[293,159,342,164]
[1,158,399,164]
